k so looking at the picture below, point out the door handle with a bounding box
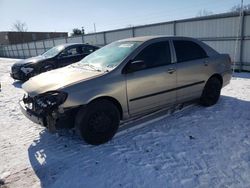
[204,60,208,66]
[167,68,175,74]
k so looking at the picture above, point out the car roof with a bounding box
[58,43,98,48]
[118,35,218,57]
[118,35,197,42]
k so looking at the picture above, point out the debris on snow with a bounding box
[0,179,5,186]
[189,135,195,140]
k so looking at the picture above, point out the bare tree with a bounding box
[12,20,28,32]
[231,4,250,12]
[196,9,213,17]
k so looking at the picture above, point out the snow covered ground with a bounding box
[0,58,250,188]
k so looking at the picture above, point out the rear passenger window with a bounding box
[173,40,207,62]
[134,41,171,68]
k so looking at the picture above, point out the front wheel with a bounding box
[75,100,120,145]
[200,77,222,107]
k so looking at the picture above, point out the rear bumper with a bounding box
[19,100,46,126]
[222,70,232,87]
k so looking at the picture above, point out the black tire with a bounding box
[75,99,120,145]
[200,77,222,107]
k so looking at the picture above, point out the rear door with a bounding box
[125,41,177,116]
[173,40,209,103]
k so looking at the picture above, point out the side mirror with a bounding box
[124,60,146,74]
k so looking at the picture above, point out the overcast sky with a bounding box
[0,0,249,34]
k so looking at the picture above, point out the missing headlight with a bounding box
[34,91,68,110]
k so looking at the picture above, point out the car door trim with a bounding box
[129,80,205,102]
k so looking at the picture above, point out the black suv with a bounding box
[10,43,99,81]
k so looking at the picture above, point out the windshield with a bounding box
[42,45,65,58]
[71,41,142,72]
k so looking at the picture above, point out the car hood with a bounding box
[22,66,104,96]
[15,55,46,66]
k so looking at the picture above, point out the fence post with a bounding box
[3,46,6,57]
[10,45,15,58]
[27,43,31,57]
[42,40,46,53]
[6,46,10,57]
[52,38,55,46]
[132,27,135,37]
[2,46,4,57]
[9,46,12,57]
[34,42,38,56]
[82,34,84,43]
[1,45,4,57]
[16,45,20,58]
[10,45,12,58]
[6,46,8,57]
[103,32,107,45]
[4,46,6,57]
[173,21,177,36]
[239,11,245,72]
[0,45,3,57]
[21,43,25,58]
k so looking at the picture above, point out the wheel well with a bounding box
[210,74,223,86]
[90,97,123,120]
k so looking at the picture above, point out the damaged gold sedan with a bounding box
[20,36,232,145]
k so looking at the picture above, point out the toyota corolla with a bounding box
[20,36,232,145]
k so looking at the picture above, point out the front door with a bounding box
[125,41,177,116]
[57,46,84,67]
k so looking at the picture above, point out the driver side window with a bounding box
[134,41,171,69]
[60,47,82,58]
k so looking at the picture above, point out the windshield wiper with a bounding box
[104,65,116,72]
[82,64,102,72]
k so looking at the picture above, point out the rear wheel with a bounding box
[75,100,120,145]
[200,77,222,107]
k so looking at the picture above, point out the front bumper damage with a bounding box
[19,100,58,132]
[20,92,75,132]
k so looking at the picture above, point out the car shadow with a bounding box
[12,80,23,88]
[28,95,250,188]
[233,72,250,79]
